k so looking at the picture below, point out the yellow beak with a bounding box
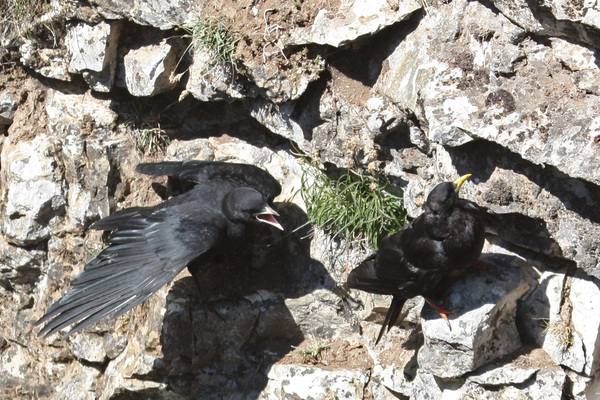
[453,174,472,193]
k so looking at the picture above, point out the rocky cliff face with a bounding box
[1,0,600,398]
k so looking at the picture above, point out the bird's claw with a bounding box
[425,297,458,328]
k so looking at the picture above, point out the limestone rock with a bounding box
[247,61,323,103]
[410,370,443,400]
[186,49,247,101]
[90,0,200,30]
[67,20,122,92]
[0,236,45,287]
[259,364,370,400]
[518,270,566,346]
[418,253,537,378]
[0,91,17,125]
[445,367,566,399]
[519,268,600,377]
[284,289,355,339]
[287,0,421,47]
[55,364,99,400]
[19,40,71,81]
[491,0,600,47]
[468,364,538,386]
[69,333,108,363]
[123,38,184,97]
[45,89,118,231]
[376,0,600,187]
[1,134,66,245]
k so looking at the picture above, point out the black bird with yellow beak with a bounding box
[347,175,485,344]
[37,161,283,338]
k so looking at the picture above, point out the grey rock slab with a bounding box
[45,89,118,131]
[1,134,66,245]
[186,49,246,102]
[378,363,416,398]
[284,289,356,339]
[90,0,200,30]
[67,20,122,92]
[287,0,421,47]
[258,364,370,400]
[45,89,117,230]
[19,40,71,81]
[410,370,443,400]
[376,0,600,187]
[562,271,600,375]
[492,0,600,46]
[550,38,598,72]
[0,236,45,286]
[444,367,566,399]
[467,364,538,386]
[518,270,566,346]
[123,38,183,97]
[418,253,537,378]
[0,91,17,125]
[520,268,600,375]
[245,53,324,104]
[69,333,107,363]
[55,364,100,400]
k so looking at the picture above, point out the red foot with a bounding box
[469,259,486,270]
[425,298,457,328]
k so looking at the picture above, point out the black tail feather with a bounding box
[375,296,406,344]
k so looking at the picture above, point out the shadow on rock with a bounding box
[127,202,337,399]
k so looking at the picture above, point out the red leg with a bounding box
[425,298,456,327]
[469,259,486,269]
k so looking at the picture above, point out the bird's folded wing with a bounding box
[136,161,281,200]
[36,206,224,338]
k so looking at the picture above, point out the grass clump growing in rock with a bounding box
[300,165,406,250]
[188,16,238,65]
[1,0,49,36]
[292,340,330,364]
[135,128,171,155]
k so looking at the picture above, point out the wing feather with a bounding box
[136,161,281,200]
[37,203,226,338]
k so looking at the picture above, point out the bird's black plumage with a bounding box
[37,161,283,338]
[347,175,485,344]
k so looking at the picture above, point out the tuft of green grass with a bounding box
[188,16,238,65]
[300,165,407,250]
[292,340,329,364]
[135,127,171,155]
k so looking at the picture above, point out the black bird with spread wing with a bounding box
[347,175,485,344]
[37,161,283,338]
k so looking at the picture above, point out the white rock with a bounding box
[67,20,122,92]
[259,364,370,400]
[287,0,421,47]
[69,333,107,363]
[123,38,183,97]
[186,49,245,101]
[1,135,66,245]
[551,37,598,71]
[19,40,71,81]
[0,91,17,125]
[567,271,600,375]
[418,254,536,378]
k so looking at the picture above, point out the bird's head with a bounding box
[425,174,471,215]
[223,187,284,230]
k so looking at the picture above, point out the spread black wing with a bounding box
[37,188,230,338]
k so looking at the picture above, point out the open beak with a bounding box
[255,205,284,231]
[453,174,471,193]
